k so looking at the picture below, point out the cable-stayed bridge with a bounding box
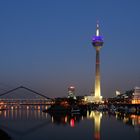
[0,86,54,110]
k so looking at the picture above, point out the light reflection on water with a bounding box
[0,106,139,140]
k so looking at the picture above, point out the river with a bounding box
[0,106,139,140]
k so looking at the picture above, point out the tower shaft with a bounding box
[95,48,101,98]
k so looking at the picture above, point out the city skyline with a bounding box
[0,0,140,98]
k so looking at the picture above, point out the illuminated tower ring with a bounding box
[92,22,104,103]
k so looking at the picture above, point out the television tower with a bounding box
[92,22,104,103]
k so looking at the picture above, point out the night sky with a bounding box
[0,0,140,98]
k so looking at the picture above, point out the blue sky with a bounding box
[0,0,140,98]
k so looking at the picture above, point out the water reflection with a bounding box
[50,113,85,127]
[49,110,140,139]
[87,111,102,140]
[1,109,140,128]
[0,108,139,140]
[93,111,102,140]
[0,107,50,140]
[115,111,140,131]
[0,105,48,120]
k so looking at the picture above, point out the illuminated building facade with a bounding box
[132,87,140,104]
